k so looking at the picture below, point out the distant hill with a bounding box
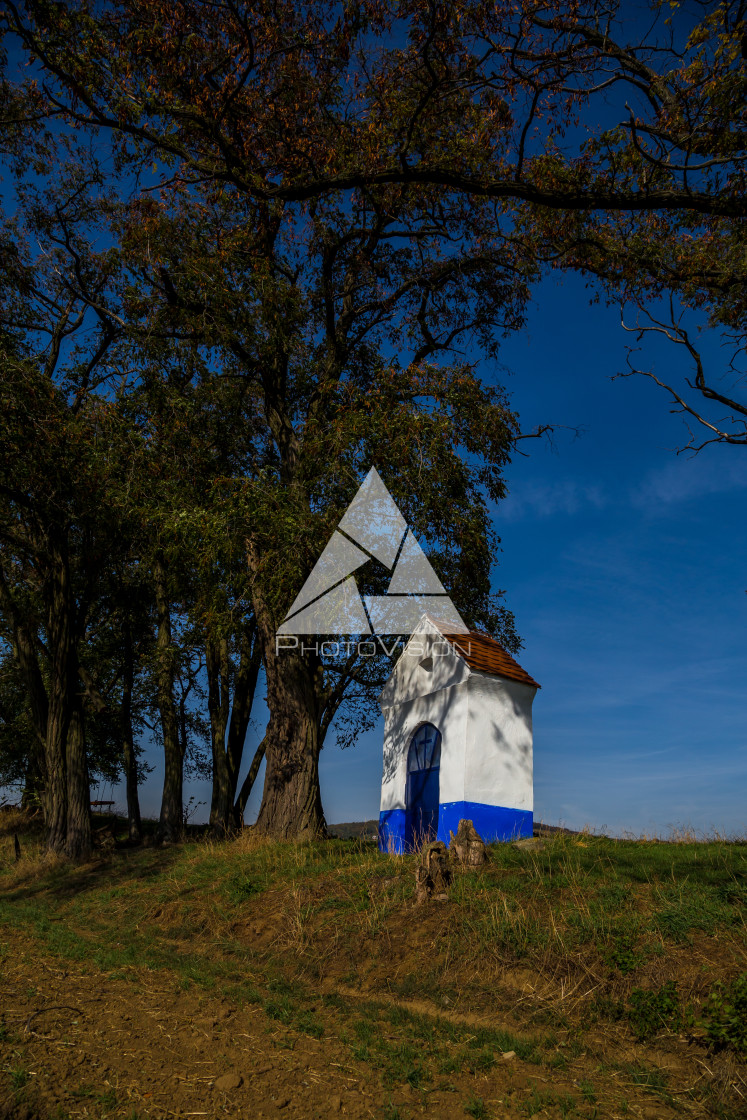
[327,819,582,841]
[327,820,379,840]
[533,822,581,837]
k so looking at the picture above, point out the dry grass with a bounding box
[2,819,747,1118]
[0,806,43,841]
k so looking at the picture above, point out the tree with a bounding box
[7,0,743,218]
[0,119,151,855]
[237,357,520,839]
[7,0,743,841]
[619,299,747,452]
[109,160,526,838]
[8,0,746,444]
[0,637,43,806]
[204,602,262,835]
[75,566,155,842]
[0,0,535,839]
[0,1,526,840]
[0,351,133,858]
[119,342,268,839]
[0,54,269,850]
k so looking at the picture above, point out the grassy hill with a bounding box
[327,820,379,840]
[1,810,746,1119]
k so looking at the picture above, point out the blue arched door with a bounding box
[406,724,441,850]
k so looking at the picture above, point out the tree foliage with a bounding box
[1,0,743,848]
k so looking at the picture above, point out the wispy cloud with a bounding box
[501,479,607,521]
[632,457,747,509]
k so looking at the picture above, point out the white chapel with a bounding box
[378,616,540,853]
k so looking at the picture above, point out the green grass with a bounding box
[9,1066,30,1090]
[464,1096,489,1119]
[3,833,747,1003]
[347,1013,430,1087]
[627,980,682,1041]
[602,928,646,975]
[70,1085,117,1108]
[699,972,747,1053]
[263,981,325,1039]
[579,1080,596,1103]
[625,1063,670,1095]
[3,826,747,1119]
[434,836,747,987]
[519,1087,578,1116]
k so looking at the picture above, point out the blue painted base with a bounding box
[378,808,407,854]
[378,801,532,854]
[439,801,532,845]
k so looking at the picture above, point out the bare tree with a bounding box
[620,300,747,453]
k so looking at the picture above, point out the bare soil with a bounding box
[2,820,746,1119]
[0,921,689,1120]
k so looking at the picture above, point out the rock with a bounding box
[449,819,488,867]
[502,1050,516,1061]
[214,1072,243,1092]
[329,1097,342,1112]
[415,840,452,903]
[513,836,551,850]
[274,1097,290,1109]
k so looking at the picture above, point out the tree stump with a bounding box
[94,823,117,851]
[449,819,488,867]
[415,840,451,903]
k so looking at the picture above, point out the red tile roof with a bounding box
[439,628,540,688]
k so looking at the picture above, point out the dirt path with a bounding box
[0,924,683,1120]
[1,938,385,1119]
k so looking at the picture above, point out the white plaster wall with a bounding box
[379,619,470,710]
[464,673,535,812]
[379,683,469,813]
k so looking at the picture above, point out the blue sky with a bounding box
[113,273,746,838]
[5,4,742,839]
[167,32,717,839]
[494,278,747,837]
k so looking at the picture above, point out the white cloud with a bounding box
[632,457,747,509]
[501,479,607,521]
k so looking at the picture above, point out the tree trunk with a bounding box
[0,565,49,812]
[154,557,183,842]
[121,617,141,842]
[64,688,92,861]
[21,750,46,811]
[44,549,72,853]
[208,627,261,836]
[227,627,261,793]
[207,636,231,836]
[247,540,326,840]
[233,735,266,828]
[254,673,325,840]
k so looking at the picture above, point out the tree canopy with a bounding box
[1,0,744,849]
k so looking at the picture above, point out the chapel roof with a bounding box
[428,619,540,689]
